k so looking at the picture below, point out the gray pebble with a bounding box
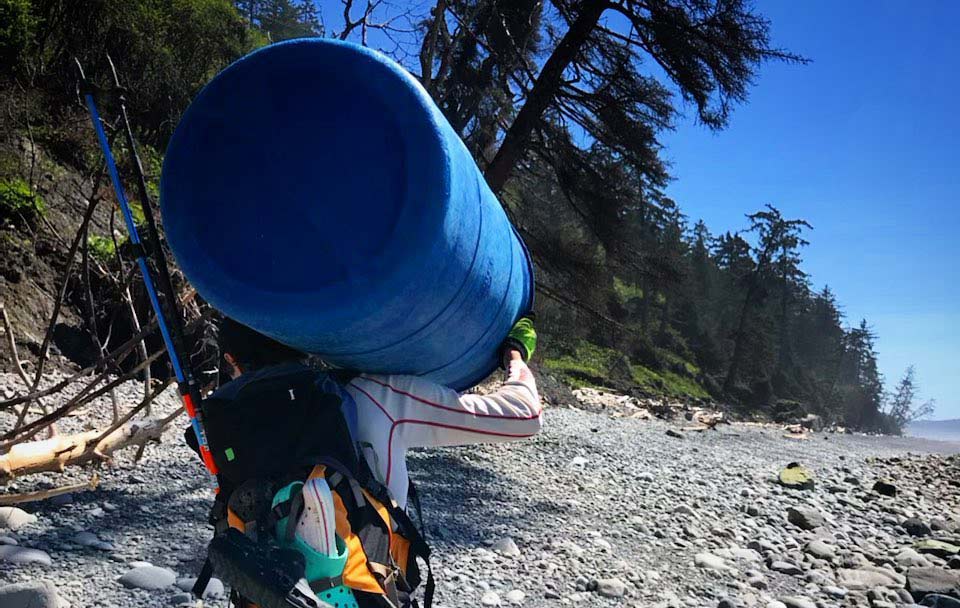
[70,531,114,551]
[491,537,521,557]
[769,561,804,576]
[780,596,817,608]
[118,565,177,590]
[504,589,525,605]
[175,577,224,599]
[595,578,627,598]
[0,545,52,566]
[697,552,732,571]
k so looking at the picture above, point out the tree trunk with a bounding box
[638,198,650,331]
[483,0,606,193]
[658,293,671,344]
[776,254,791,373]
[419,0,446,92]
[723,277,759,393]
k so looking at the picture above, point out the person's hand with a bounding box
[500,316,536,368]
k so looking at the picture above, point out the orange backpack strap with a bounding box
[306,464,386,596]
[311,461,435,608]
[352,460,435,608]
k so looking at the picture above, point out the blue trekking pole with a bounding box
[75,59,219,482]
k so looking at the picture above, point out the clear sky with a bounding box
[656,1,959,418]
[322,0,959,418]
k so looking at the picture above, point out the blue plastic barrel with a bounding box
[160,39,533,390]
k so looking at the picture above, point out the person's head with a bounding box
[218,317,304,378]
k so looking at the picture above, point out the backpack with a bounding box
[186,364,434,608]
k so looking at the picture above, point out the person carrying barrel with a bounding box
[187,315,541,608]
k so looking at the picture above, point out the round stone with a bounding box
[0,546,52,566]
[118,565,177,590]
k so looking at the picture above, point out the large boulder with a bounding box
[805,540,837,560]
[0,546,52,566]
[595,578,627,598]
[897,548,933,568]
[922,595,960,608]
[904,518,934,537]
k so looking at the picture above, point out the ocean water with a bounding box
[906,419,960,443]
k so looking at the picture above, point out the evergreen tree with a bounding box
[840,320,885,430]
[238,0,321,42]
[885,366,935,433]
[420,0,805,197]
[723,205,810,396]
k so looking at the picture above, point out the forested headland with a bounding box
[0,0,933,433]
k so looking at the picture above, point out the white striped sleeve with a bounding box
[351,361,543,450]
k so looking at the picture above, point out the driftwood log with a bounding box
[0,406,181,482]
[681,410,728,432]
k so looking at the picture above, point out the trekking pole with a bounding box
[75,58,219,482]
[105,54,189,360]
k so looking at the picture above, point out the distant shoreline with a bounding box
[906,418,960,444]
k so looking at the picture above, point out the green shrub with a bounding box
[631,364,711,400]
[659,349,700,376]
[612,277,643,303]
[543,340,623,388]
[87,234,118,263]
[0,177,45,224]
[139,144,163,200]
[545,338,711,399]
[0,0,35,72]
[129,201,146,226]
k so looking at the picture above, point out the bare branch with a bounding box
[0,474,99,505]
[0,318,159,411]
[419,0,447,90]
[31,167,106,386]
[91,378,174,448]
[1,348,166,447]
[1,303,31,388]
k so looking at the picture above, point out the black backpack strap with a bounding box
[194,485,231,600]
[193,558,215,600]
[328,368,361,384]
[321,458,426,607]
[309,574,344,592]
[405,479,435,608]
[352,459,434,608]
[283,492,303,544]
[407,480,427,542]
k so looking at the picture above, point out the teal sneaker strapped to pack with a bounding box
[272,481,359,608]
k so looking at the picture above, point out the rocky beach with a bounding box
[0,373,958,608]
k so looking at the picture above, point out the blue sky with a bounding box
[657,1,959,418]
[320,1,959,418]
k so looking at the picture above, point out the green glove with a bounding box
[501,316,536,366]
